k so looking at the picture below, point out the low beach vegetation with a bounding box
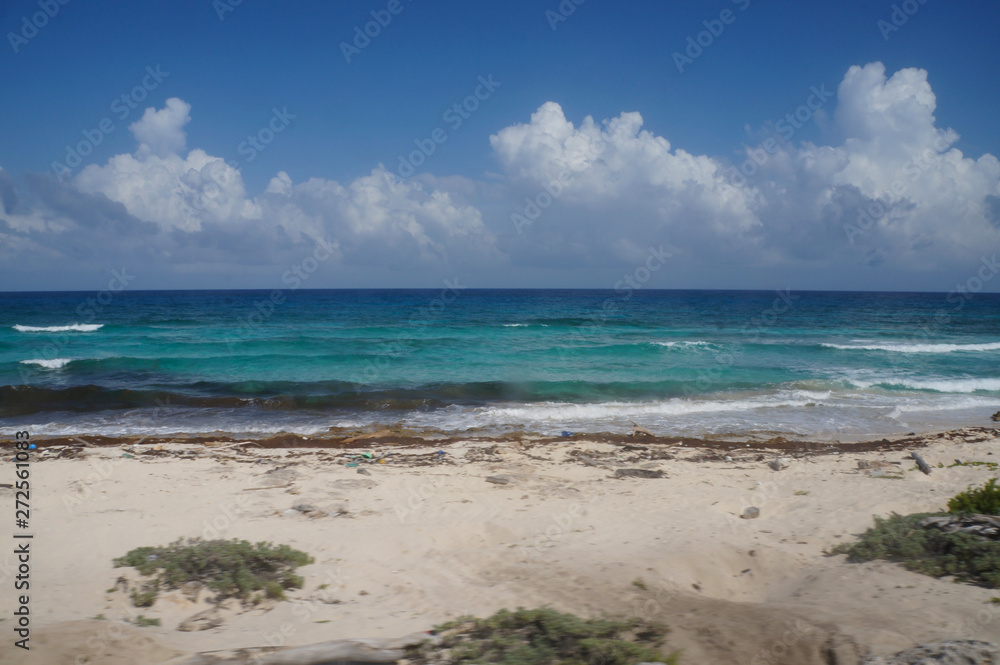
[832,478,1000,588]
[114,538,313,606]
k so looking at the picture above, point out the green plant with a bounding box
[130,584,158,607]
[135,615,161,627]
[947,461,999,471]
[948,478,1000,515]
[832,512,1000,588]
[114,538,313,607]
[631,579,648,590]
[92,614,106,620]
[407,607,678,665]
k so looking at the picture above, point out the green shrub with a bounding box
[114,538,313,606]
[407,607,677,665]
[948,478,1000,515]
[831,512,1000,588]
[135,615,161,627]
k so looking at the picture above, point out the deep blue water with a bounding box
[1,289,999,439]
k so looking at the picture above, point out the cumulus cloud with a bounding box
[2,62,998,289]
[129,97,191,159]
[490,63,1000,274]
[10,98,498,278]
[490,101,760,267]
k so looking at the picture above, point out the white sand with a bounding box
[2,428,999,664]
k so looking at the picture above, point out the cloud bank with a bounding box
[2,62,998,289]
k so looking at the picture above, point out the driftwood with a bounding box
[910,451,932,475]
[919,514,1000,539]
[628,420,654,438]
[206,441,261,450]
[161,631,438,665]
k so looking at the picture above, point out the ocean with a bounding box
[1,289,999,441]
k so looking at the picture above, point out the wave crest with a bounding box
[823,341,1000,354]
[19,358,72,369]
[13,324,104,333]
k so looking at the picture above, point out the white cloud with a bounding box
[63,99,497,272]
[3,63,998,288]
[490,63,1000,273]
[129,97,191,159]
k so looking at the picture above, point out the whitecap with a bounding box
[822,341,1000,354]
[13,323,104,333]
[19,358,72,369]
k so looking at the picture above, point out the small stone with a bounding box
[767,458,788,471]
[357,468,371,476]
[292,503,317,513]
[179,581,202,602]
[861,639,1000,664]
[486,476,510,485]
[177,608,222,632]
[992,411,1000,422]
[741,507,760,519]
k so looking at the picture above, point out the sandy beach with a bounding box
[1,426,999,664]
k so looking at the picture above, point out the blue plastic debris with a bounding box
[561,431,573,437]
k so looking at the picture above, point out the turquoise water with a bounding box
[1,289,999,439]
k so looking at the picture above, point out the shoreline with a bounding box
[21,423,1000,454]
[2,424,1000,664]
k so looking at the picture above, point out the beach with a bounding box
[2,425,999,664]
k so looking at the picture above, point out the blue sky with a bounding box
[1,0,999,292]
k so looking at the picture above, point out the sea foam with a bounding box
[823,341,1000,353]
[20,358,73,369]
[13,323,104,333]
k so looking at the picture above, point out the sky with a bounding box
[1,0,999,293]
